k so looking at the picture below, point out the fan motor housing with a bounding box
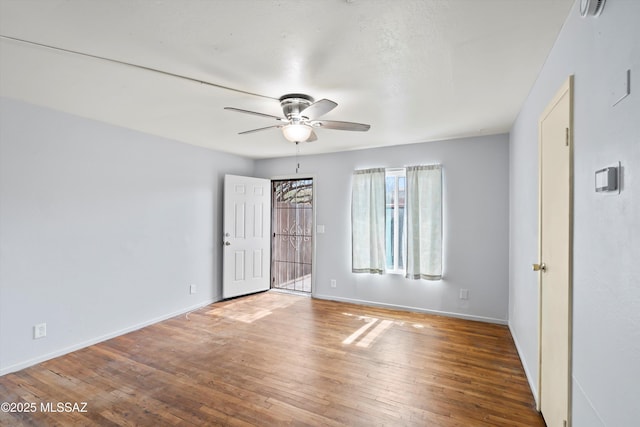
[280,93,314,119]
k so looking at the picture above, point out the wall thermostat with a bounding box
[595,165,619,193]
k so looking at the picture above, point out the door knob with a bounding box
[223,241,231,246]
[532,263,546,272]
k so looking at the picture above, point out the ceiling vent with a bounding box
[580,0,606,17]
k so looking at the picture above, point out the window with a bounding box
[385,169,406,273]
[352,164,442,280]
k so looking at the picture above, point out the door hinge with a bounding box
[564,420,567,427]
[565,128,569,146]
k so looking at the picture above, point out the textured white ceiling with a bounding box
[0,0,574,159]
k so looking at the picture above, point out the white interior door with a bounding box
[536,76,573,427]
[223,174,271,299]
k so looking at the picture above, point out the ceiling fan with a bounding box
[225,93,370,143]
[0,37,370,144]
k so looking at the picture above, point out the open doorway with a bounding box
[271,178,313,293]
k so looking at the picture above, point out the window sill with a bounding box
[385,270,406,276]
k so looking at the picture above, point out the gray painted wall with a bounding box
[0,98,254,374]
[255,134,510,323]
[1,97,510,375]
[509,1,640,425]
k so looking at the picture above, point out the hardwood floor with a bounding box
[0,291,543,426]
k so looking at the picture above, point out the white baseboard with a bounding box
[0,298,218,376]
[312,293,508,325]
[508,321,538,407]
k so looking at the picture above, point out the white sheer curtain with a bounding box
[351,168,386,274]
[405,165,442,280]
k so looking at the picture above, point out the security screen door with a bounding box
[271,178,313,293]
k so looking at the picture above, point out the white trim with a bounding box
[509,322,539,407]
[313,294,507,325]
[0,298,217,376]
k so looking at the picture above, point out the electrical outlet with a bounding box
[459,289,469,300]
[190,284,197,294]
[34,323,47,339]
[330,279,337,288]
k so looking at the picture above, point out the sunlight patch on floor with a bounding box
[342,312,425,347]
[355,319,393,348]
[342,318,378,345]
[342,316,394,348]
[207,292,300,323]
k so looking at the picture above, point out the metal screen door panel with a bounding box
[271,179,313,292]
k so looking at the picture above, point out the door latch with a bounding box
[532,263,546,272]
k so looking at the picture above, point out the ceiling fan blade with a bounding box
[224,107,286,121]
[306,130,318,142]
[300,99,337,119]
[1,35,278,100]
[238,125,282,135]
[313,120,370,131]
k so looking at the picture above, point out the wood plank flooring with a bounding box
[0,291,543,426]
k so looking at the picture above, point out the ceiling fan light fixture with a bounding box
[226,93,370,142]
[282,124,312,142]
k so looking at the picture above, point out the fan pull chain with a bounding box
[295,141,300,174]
